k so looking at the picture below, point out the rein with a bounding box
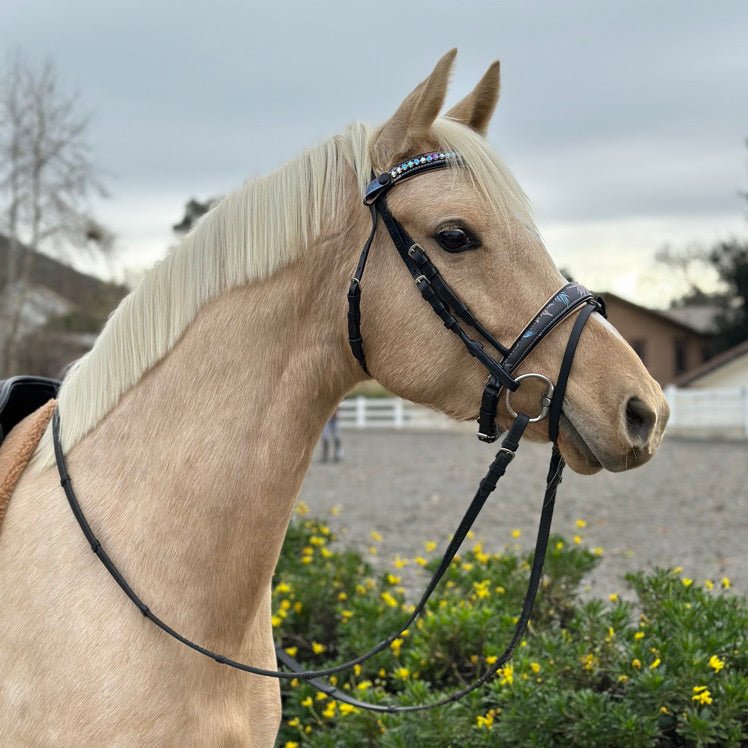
[52,150,604,713]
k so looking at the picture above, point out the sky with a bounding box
[2,0,747,307]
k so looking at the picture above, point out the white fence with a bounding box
[339,389,748,438]
[338,397,462,431]
[665,385,748,438]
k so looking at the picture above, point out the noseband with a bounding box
[52,150,605,715]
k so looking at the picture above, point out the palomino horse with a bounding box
[0,51,668,745]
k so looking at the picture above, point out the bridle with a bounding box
[52,149,606,714]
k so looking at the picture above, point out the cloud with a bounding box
[2,0,747,304]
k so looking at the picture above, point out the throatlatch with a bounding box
[53,149,605,714]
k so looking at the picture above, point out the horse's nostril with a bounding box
[625,397,657,446]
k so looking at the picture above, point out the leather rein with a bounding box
[52,150,604,713]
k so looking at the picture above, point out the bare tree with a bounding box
[0,52,112,375]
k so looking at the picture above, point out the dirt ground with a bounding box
[297,430,748,600]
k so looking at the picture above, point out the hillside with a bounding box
[0,235,128,377]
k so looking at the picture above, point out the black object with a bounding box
[0,376,60,446]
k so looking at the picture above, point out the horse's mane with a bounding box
[33,118,536,469]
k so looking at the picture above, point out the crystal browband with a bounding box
[364,151,463,205]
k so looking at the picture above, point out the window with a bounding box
[674,338,688,374]
[631,338,647,364]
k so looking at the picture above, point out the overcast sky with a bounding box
[3,1,747,306]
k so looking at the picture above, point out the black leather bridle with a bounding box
[52,150,605,714]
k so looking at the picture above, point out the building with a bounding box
[601,294,716,386]
[674,338,748,387]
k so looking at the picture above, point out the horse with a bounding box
[0,50,669,746]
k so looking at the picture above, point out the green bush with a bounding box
[273,508,748,747]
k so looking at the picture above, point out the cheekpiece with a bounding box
[364,151,463,205]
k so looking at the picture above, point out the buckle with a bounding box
[477,430,499,443]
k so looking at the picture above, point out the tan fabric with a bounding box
[0,399,56,532]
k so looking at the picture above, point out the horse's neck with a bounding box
[64,238,362,651]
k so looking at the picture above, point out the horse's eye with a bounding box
[435,227,479,253]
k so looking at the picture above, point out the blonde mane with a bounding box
[34,118,536,469]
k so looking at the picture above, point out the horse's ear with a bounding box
[371,49,456,168]
[445,61,500,136]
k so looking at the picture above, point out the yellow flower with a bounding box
[414,555,428,566]
[370,530,383,542]
[634,631,645,640]
[659,706,669,714]
[575,519,587,528]
[390,638,403,656]
[704,579,714,590]
[285,646,298,657]
[618,674,629,683]
[609,593,619,603]
[393,556,408,569]
[309,535,325,546]
[339,703,358,715]
[290,678,299,688]
[311,641,327,655]
[386,573,401,585]
[368,546,378,555]
[592,546,604,556]
[498,664,514,686]
[721,577,731,589]
[301,696,313,708]
[394,667,410,680]
[353,664,362,676]
[280,599,291,611]
[337,591,347,601]
[511,529,521,539]
[555,540,564,550]
[692,686,713,705]
[476,711,495,729]
[424,540,437,553]
[682,577,693,587]
[316,692,327,701]
[275,581,292,594]
[380,591,399,608]
[530,662,541,674]
[708,655,725,673]
[285,741,299,748]
[294,601,303,613]
[580,653,598,671]
[301,556,313,565]
[573,534,582,545]
[631,658,642,669]
[288,717,300,727]
[672,566,683,574]
[356,680,372,691]
[321,701,337,719]
[486,655,498,665]
[295,501,309,516]
[355,584,367,595]
[320,547,333,558]
[340,609,353,621]
[271,615,282,628]
[461,562,474,572]
[649,658,661,669]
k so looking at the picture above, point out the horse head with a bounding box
[348,49,668,473]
